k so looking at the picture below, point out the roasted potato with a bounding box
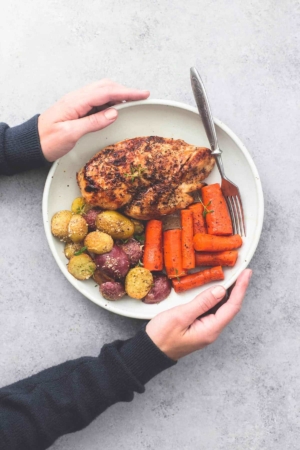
[68,214,88,243]
[131,219,144,235]
[125,267,153,300]
[94,245,130,280]
[96,211,134,240]
[143,275,172,303]
[51,210,73,241]
[100,281,126,301]
[83,208,101,231]
[120,238,143,266]
[64,241,85,260]
[71,197,86,215]
[67,254,96,280]
[84,231,113,254]
[93,268,114,285]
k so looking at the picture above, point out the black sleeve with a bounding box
[0,116,49,175]
[0,329,176,450]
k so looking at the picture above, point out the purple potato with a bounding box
[120,238,143,266]
[143,275,172,304]
[83,208,101,231]
[94,245,130,280]
[100,281,126,301]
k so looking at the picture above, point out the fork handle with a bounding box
[190,67,222,157]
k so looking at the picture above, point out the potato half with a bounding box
[68,214,88,243]
[51,210,73,241]
[96,211,134,240]
[125,267,153,300]
[84,231,114,254]
[68,254,96,280]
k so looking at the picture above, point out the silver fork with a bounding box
[190,67,246,236]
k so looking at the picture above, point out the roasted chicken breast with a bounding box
[77,136,215,220]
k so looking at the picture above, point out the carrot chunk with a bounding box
[193,234,242,252]
[201,183,233,235]
[163,229,187,279]
[143,220,163,271]
[181,210,195,269]
[172,266,224,293]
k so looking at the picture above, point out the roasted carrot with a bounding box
[201,183,233,235]
[195,250,238,267]
[172,266,224,293]
[193,234,242,252]
[163,229,187,279]
[188,202,207,234]
[181,210,195,269]
[143,220,163,271]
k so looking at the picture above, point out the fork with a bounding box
[190,67,246,236]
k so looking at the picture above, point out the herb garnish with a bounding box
[74,246,87,256]
[134,234,145,244]
[199,199,214,218]
[175,268,180,282]
[124,164,146,182]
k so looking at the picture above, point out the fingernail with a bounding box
[104,108,118,120]
[211,286,225,299]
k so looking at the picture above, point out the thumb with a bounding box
[70,108,118,139]
[178,285,226,325]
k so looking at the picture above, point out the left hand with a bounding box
[38,79,150,162]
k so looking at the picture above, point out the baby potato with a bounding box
[51,210,73,241]
[96,211,134,240]
[131,219,144,235]
[64,241,85,260]
[125,267,153,300]
[68,254,96,280]
[84,231,113,254]
[71,197,86,214]
[68,214,88,243]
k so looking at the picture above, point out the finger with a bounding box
[178,285,227,325]
[214,269,252,330]
[69,108,118,139]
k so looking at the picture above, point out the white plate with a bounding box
[43,99,264,320]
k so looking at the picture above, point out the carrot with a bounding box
[195,250,238,267]
[181,210,195,269]
[163,229,187,279]
[188,202,207,234]
[172,266,224,293]
[193,234,242,252]
[201,183,233,235]
[143,220,163,271]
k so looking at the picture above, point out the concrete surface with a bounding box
[1,1,300,449]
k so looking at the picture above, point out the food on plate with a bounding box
[143,220,163,271]
[83,208,101,231]
[131,219,144,235]
[163,229,187,279]
[64,241,85,259]
[94,245,130,280]
[188,202,207,234]
[68,214,88,243]
[143,275,172,304]
[172,266,224,293]
[181,210,195,270]
[100,281,126,301]
[93,268,114,285]
[67,254,96,280]
[193,234,243,252]
[201,183,233,235]
[76,136,215,220]
[84,231,114,254]
[195,250,238,267]
[120,238,143,267]
[125,267,153,300]
[96,211,134,240]
[71,197,87,215]
[51,210,73,241]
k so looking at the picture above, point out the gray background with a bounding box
[1,0,300,449]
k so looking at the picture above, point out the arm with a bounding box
[0,330,175,450]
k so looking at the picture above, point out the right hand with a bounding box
[146,269,252,361]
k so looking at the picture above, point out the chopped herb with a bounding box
[88,265,95,274]
[137,259,144,267]
[74,246,87,256]
[75,205,86,215]
[124,164,147,182]
[134,234,145,244]
[175,268,180,282]
[199,199,214,218]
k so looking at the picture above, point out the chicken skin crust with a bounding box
[77,136,215,220]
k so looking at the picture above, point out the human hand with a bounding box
[38,79,150,162]
[146,269,252,361]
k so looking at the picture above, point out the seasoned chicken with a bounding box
[77,136,215,220]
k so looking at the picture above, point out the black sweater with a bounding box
[0,116,176,449]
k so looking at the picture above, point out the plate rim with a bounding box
[42,99,264,319]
